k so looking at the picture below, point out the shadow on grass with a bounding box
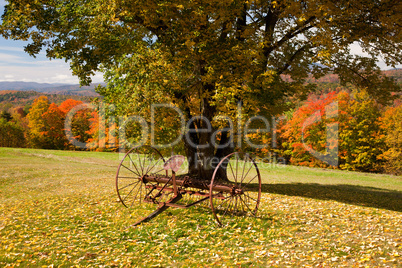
[259,183,402,212]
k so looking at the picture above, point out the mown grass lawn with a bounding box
[0,147,401,267]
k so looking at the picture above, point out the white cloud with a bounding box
[0,43,104,84]
[349,42,401,70]
[0,52,25,63]
[0,52,57,66]
[0,46,26,52]
[0,34,105,84]
[0,63,104,84]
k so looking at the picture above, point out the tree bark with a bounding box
[182,85,234,181]
[183,126,234,181]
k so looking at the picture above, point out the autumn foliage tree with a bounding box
[2,0,401,178]
[27,96,51,148]
[281,91,339,167]
[338,91,385,172]
[280,90,388,172]
[59,99,93,149]
[41,103,68,149]
[0,118,26,148]
[83,109,120,151]
[27,97,68,149]
[26,97,96,150]
[379,104,402,175]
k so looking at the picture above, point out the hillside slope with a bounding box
[0,81,102,96]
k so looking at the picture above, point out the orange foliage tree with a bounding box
[41,103,68,149]
[27,97,98,150]
[281,91,339,167]
[280,90,386,172]
[84,109,119,152]
[60,99,94,150]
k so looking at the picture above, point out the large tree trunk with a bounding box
[183,98,234,181]
[183,129,233,181]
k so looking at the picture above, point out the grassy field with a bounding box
[0,147,401,267]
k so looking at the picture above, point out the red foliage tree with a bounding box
[59,99,83,114]
[59,99,93,149]
[41,103,68,149]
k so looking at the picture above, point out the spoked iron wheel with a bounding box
[209,152,262,226]
[116,146,172,220]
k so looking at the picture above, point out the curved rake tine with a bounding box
[130,205,170,227]
[129,194,183,227]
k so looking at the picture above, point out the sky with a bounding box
[0,0,400,85]
[0,0,103,84]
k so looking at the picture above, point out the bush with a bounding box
[0,118,26,148]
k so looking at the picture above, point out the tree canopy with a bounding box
[1,0,401,177]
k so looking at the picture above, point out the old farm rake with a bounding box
[115,145,262,226]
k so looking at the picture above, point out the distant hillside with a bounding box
[305,69,401,84]
[1,69,400,100]
[0,81,103,96]
[281,69,402,85]
[0,90,95,112]
[0,82,67,91]
[383,69,402,83]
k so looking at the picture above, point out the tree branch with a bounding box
[236,3,247,41]
[116,14,168,40]
[269,16,316,55]
[277,44,311,75]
